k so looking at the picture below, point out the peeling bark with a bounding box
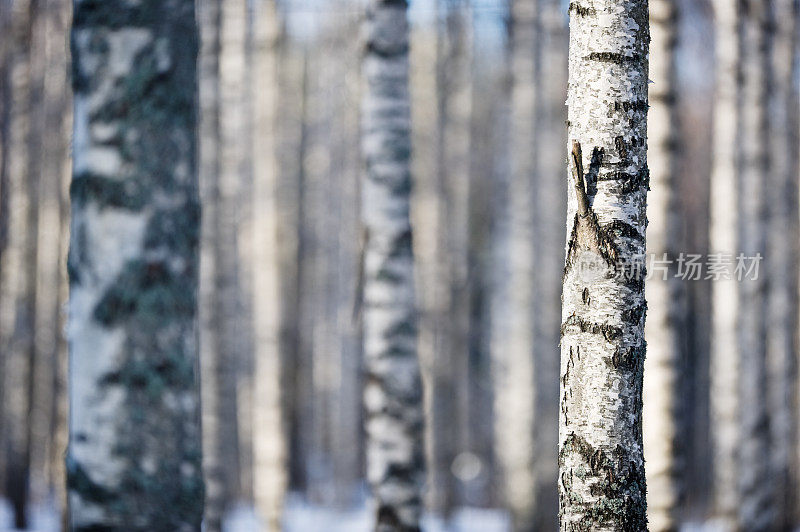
[362,1,425,530]
[67,1,204,528]
[559,1,649,530]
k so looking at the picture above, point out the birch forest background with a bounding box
[0,0,798,530]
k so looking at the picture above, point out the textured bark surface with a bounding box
[493,0,539,528]
[559,1,649,530]
[643,0,683,530]
[709,0,741,526]
[736,1,773,528]
[67,1,204,529]
[766,0,799,528]
[362,1,425,529]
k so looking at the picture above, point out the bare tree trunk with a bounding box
[558,1,649,529]
[0,1,34,526]
[644,0,683,530]
[766,0,799,528]
[68,1,204,528]
[534,1,568,528]
[250,0,287,528]
[494,0,538,528]
[709,0,742,526]
[737,1,773,528]
[198,0,240,528]
[362,0,425,529]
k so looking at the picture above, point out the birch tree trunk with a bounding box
[198,0,238,528]
[766,0,799,528]
[67,1,204,528]
[362,1,425,529]
[709,0,741,526]
[736,1,773,528]
[643,0,683,529]
[559,1,649,529]
[0,1,35,526]
[250,0,287,528]
[494,0,538,528]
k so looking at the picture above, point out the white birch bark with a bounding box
[250,0,287,529]
[559,1,649,529]
[643,0,683,530]
[709,0,741,526]
[766,0,799,528]
[362,1,425,529]
[736,1,773,528]
[493,0,538,528]
[67,1,204,529]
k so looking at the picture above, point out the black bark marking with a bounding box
[564,142,625,275]
[586,51,643,64]
[561,314,623,342]
[611,100,649,113]
[569,2,597,17]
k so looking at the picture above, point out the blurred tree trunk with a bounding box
[361,0,425,529]
[737,0,773,528]
[250,0,288,528]
[198,0,243,527]
[709,0,742,526]
[494,0,538,528]
[766,0,799,528]
[409,16,443,518]
[327,12,363,508]
[534,0,567,528]
[644,0,683,530]
[68,0,204,528]
[47,0,72,516]
[31,0,71,508]
[0,0,35,527]
[558,0,649,529]
[426,0,473,518]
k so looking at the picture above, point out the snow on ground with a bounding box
[0,498,60,532]
[225,495,511,532]
[0,497,778,532]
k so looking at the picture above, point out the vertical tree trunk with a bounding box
[643,0,683,530]
[709,0,741,526]
[737,1,773,528]
[494,0,538,529]
[559,1,649,530]
[0,1,34,526]
[766,0,799,528]
[362,0,425,529]
[250,0,287,528]
[67,1,204,528]
[535,1,568,528]
[198,0,236,528]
